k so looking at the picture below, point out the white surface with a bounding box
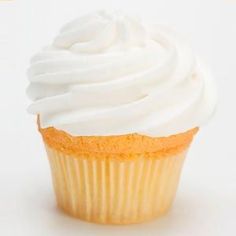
[0,0,235,235]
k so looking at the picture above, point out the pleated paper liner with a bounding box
[45,144,187,224]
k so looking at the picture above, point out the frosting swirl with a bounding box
[27,10,217,137]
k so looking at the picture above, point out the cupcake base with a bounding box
[45,144,187,225]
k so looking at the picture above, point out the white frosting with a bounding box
[27,10,217,137]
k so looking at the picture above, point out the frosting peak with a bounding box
[53,10,148,52]
[27,10,217,137]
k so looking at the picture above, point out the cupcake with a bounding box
[27,10,217,224]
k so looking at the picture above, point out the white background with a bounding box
[0,0,235,235]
